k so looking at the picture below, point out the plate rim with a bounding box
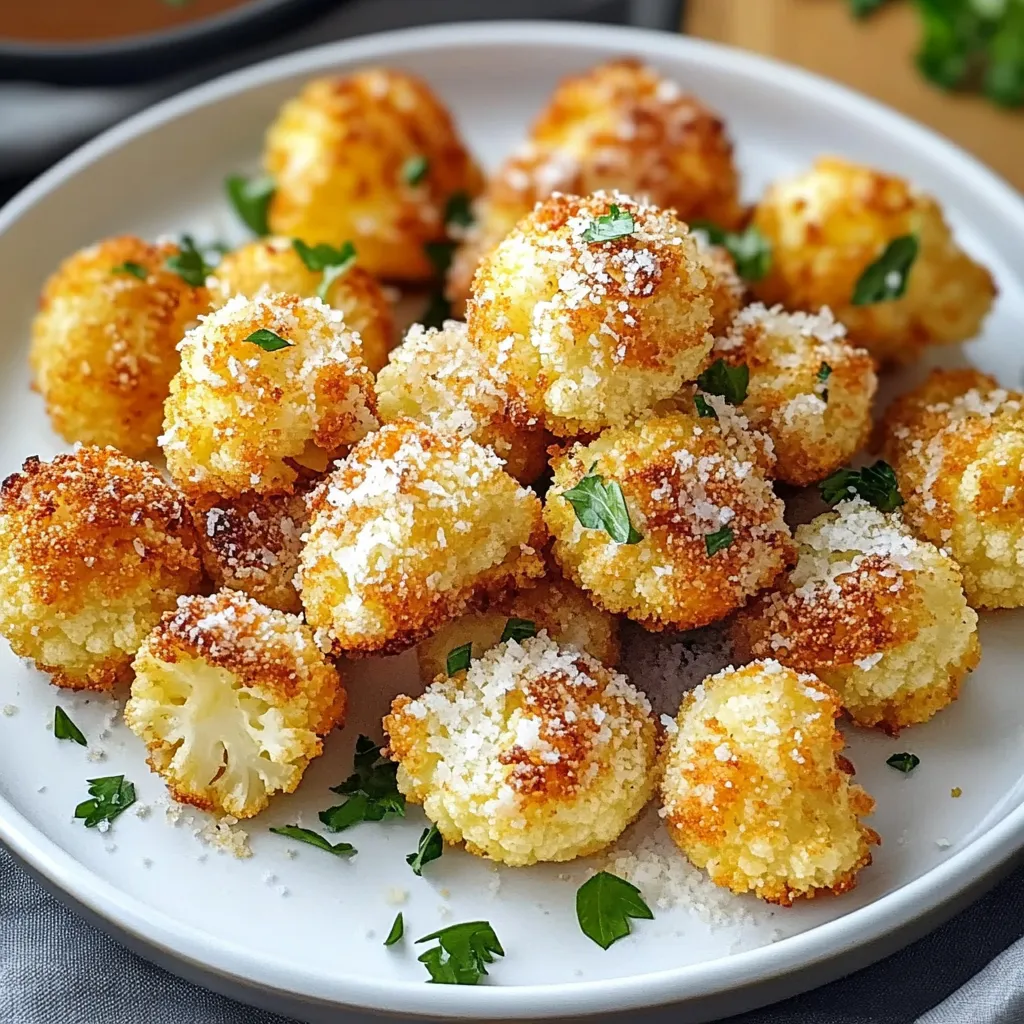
[2,18,1024,1020]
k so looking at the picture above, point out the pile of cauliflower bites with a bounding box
[4,57,1013,908]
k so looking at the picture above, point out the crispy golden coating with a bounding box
[209,237,396,373]
[696,238,745,336]
[30,235,210,457]
[0,447,202,691]
[467,191,714,437]
[297,419,547,656]
[125,590,345,819]
[752,157,996,365]
[385,633,656,866]
[374,319,549,484]
[161,293,377,499]
[733,499,979,732]
[661,660,878,905]
[544,410,793,631]
[715,303,877,486]
[877,368,1024,608]
[264,69,483,282]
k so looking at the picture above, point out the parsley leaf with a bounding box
[849,0,890,16]
[407,824,443,876]
[694,393,718,419]
[704,525,735,557]
[424,241,456,276]
[74,775,136,829]
[851,235,919,305]
[562,462,642,545]
[887,751,920,773]
[111,261,148,280]
[54,706,86,746]
[696,358,749,405]
[986,1,1024,107]
[225,173,275,235]
[500,618,537,643]
[269,825,355,857]
[446,642,472,676]
[691,221,772,282]
[820,460,904,512]
[581,204,635,244]
[165,235,213,288]
[244,328,292,352]
[384,912,405,947]
[416,921,504,985]
[444,191,474,229]
[319,735,405,832]
[817,361,833,403]
[402,155,429,186]
[292,239,358,300]
[576,871,653,950]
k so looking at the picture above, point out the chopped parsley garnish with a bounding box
[851,235,919,305]
[691,221,772,282]
[407,824,443,876]
[444,191,474,229]
[420,289,451,330]
[243,328,292,352]
[165,234,213,287]
[269,825,355,857]
[54,706,86,746]
[849,0,888,16]
[111,261,148,280]
[581,203,635,244]
[576,871,654,950]
[319,735,405,832]
[446,642,473,676]
[500,618,537,644]
[696,358,749,405]
[817,361,833,403]
[74,775,135,829]
[886,751,920,774]
[292,239,357,300]
[562,462,642,545]
[424,240,456,276]
[416,921,504,985]
[384,912,405,947]
[820,460,904,512]
[704,525,735,557]
[694,393,718,419]
[402,155,430,186]
[225,173,275,235]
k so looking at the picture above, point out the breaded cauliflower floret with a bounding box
[264,69,483,282]
[385,633,656,866]
[752,157,995,365]
[714,303,877,486]
[125,590,345,818]
[209,237,395,373]
[733,499,979,732]
[467,191,714,437]
[0,447,203,691]
[375,320,548,484]
[544,410,793,630]
[30,235,210,457]
[416,571,620,684]
[161,293,377,499]
[297,419,547,656]
[877,369,1024,608]
[661,660,878,905]
[695,237,745,336]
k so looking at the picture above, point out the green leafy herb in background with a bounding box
[576,872,654,950]
[75,775,135,829]
[851,235,919,305]
[581,204,636,243]
[54,706,86,746]
[292,239,357,300]
[820,460,904,512]
[696,359,749,406]
[269,825,355,857]
[562,463,643,545]
[165,234,214,287]
[691,221,773,282]
[319,736,405,832]
[446,643,473,676]
[500,618,537,644]
[225,173,276,235]
[416,921,504,985]
[444,191,475,229]
[407,824,444,876]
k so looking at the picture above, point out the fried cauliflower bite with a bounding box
[751,157,995,366]
[297,419,547,656]
[0,447,202,691]
[30,235,210,457]
[544,410,793,631]
[374,320,548,484]
[385,633,656,866]
[467,191,714,437]
[161,293,377,499]
[695,237,745,336]
[661,660,878,905]
[209,237,395,373]
[416,571,620,684]
[263,69,483,282]
[877,369,1024,608]
[125,590,345,819]
[733,499,979,733]
[714,304,877,486]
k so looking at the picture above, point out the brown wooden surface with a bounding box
[685,0,1024,191]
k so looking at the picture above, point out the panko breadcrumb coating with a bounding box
[695,237,745,336]
[375,320,548,484]
[297,419,547,656]
[877,369,1024,608]
[386,633,656,866]
[752,157,995,365]
[209,237,395,373]
[544,410,793,631]
[161,292,377,499]
[416,571,620,684]
[715,303,877,486]
[125,590,345,819]
[0,447,203,691]
[661,660,878,905]
[467,191,714,437]
[449,59,744,305]
[30,235,210,457]
[264,69,483,282]
[733,499,979,732]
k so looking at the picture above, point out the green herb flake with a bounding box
[424,240,456,276]
[576,871,654,950]
[817,361,833,403]
[384,912,405,947]
[704,525,735,557]
[292,238,358,300]
[269,825,355,857]
[581,204,636,244]
[500,618,537,644]
[318,735,405,832]
[694,394,718,419]
[696,358,749,406]
[562,462,642,545]
[165,235,214,288]
[415,921,504,985]
[446,643,473,676]
[74,775,136,829]
[849,0,889,17]
[402,155,430,187]
[886,751,920,774]
[820,460,904,512]
[407,824,443,876]
[111,261,148,280]
[851,235,919,305]
[54,706,86,747]
[691,221,773,282]
[243,328,292,352]
[444,191,474,229]
[225,173,276,236]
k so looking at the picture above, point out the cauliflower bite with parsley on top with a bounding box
[375,319,548,485]
[544,409,793,631]
[467,191,714,437]
[264,69,483,282]
[733,499,979,732]
[714,303,877,486]
[386,632,656,866]
[161,292,377,499]
[125,589,345,819]
[752,157,995,365]
[209,237,395,373]
[298,419,547,656]
[416,570,620,684]
[661,660,878,904]
[30,235,210,457]
[0,447,202,691]
[877,368,1024,608]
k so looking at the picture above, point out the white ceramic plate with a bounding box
[1,20,1024,1024]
